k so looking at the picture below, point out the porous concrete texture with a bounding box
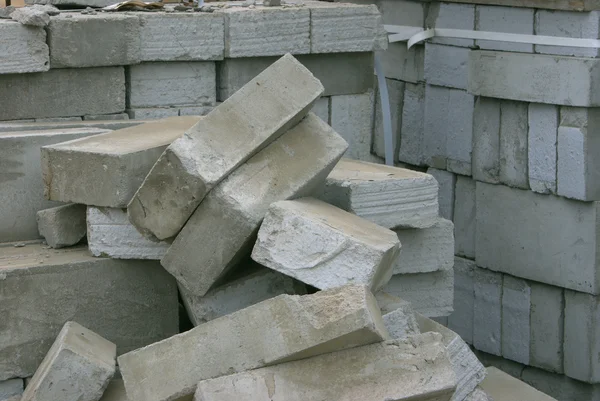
[468,51,600,107]
[475,182,600,294]
[528,103,558,194]
[372,78,403,161]
[426,2,475,47]
[448,257,476,345]
[128,54,323,241]
[502,276,531,365]
[427,167,456,221]
[21,322,116,401]
[0,67,126,120]
[530,282,564,374]
[180,265,307,326]
[41,116,201,208]
[499,100,529,189]
[535,10,600,57]
[139,12,224,61]
[424,43,469,90]
[381,297,420,339]
[322,159,439,229]
[86,207,170,260]
[454,176,476,259]
[194,333,455,401]
[126,62,216,108]
[393,218,454,274]
[178,105,214,116]
[481,367,558,401]
[161,113,347,296]
[475,5,534,52]
[10,5,50,27]
[0,127,108,243]
[37,204,87,249]
[0,379,23,400]
[473,267,502,356]
[118,285,389,401]
[47,14,141,68]
[126,107,180,120]
[398,83,426,166]
[0,20,48,74]
[0,243,178,380]
[252,198,399,291]
[472,97,500,184]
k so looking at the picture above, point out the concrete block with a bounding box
[0,67,126,120]
[448,257,476,345]
[482,367,558,401]
[472,97,500,184]
[99,379,126,401]
[178,105,214,116]
[464,387,493,401]
[377,44,424,84]
[398,82,426,166]
[528,103,558,194]
[475,182,600,294]
[502,276,531,365]
[37,204,87,249]
[372,78,403,161]
[194,333,455,401]
[499,101,529,189]
[454,175,476,259]
[321,159,439,229]
[220,6,310,57]
[129,55,324,241]
[83,113,129,121]
[161,113,347,296]
[41,116,201,208]
[0,120,142,133]
[127,62,216,108]
[473,267,502,356]
[393,218,454,274]
[0,379,23,400]
[139,12,224,61]
[0,20,48,74]
[521,366,596,401]
[36,117,83,123]
[311,97,329,123]
[535,10,600,57]
[378,0,425,27]
[87,207,170,260]
[48,14,140,68]
[473,350,525,379]
[126,108,179,120]
[427,167,456,221]
[426,2,475,47]
[383,269,454,317]
[252,198,399,291]
[530,282,564,374]
[26,0,116,7]
[475,6,534,52]
[424,43,469,90]
[0,127,109,243]
[118,285,389,401]
[381,297,420,339]
[0,243,178,380]
[21,322,116,401]
[468,50,600,107]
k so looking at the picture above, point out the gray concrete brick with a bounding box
[475,5,534,52]
[472,97,501,184]
[178,105,214,117]
[0,20,48,74]
[530,282,564,374]
[35,117,82,123]
[379,0,425,27]
[126,108,179,120]
[454,175,476,259]
[448,257,476,344]
[427,167,456,220]
[500,101,529,189]
[521,365,599,401]
[426,2,475,47]
[528,103,558,194]
[482,367,559,401]
[37,204,87,249]
[502,276,531,365]
[535,10,600,58]
[424,43,469,90]
[473,267,502,356]
[310,97,330,124]
[83,113,129,121]
[373,78,403,161]
[378,44,424,84]
[0,120,141,133]
[398,83,425,166]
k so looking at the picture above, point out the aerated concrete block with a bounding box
[83,114,129,121]
[0,67,125,120]
[448,257,476,345]
[378,44,424,84]
[475,182,600,294]
[41,116,201,207]
[426,2,475,47]
[398,83,426,166]
[472,97,500,184]
[37,204,87,249]
[535,10,600,57]
[473,267,502,356]
[161,113,347,296]
[424,43,469,90]
[502,276,531,365]
[0,20,48,74]
[475,6,534,52]
[393,218,454,274]
[139,12,224,61]
[380,296,420,339]
[21,322,116,401]
[521,366,596,401]
[454,176,476,259]
[469,51,600,107]
[0,243,178,380]
[482,367,558,401]
[564,291,600,383]
[118,285,389,401]
[499,101,529,189]
[528,104,558,194]
[0,379,23,400]
[427,167,456,221]
[194,333,455,401]
[252,198,399,291]
[321,159,439,229]
[372,78,403,161]
[129,55,324,241]
[36,117,82,123]
[530,282,564,374]
[126,108,179,120]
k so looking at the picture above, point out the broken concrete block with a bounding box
[426,2,475,47]
[128,54,324,241]
[21,322,116,401]
[530,282,564,374]
[535,10,600,58]
[427,167,456,221]
[398,82,426,166]
[126,107,179,120]
[87,207,170,260]
[252,198,399,291]
[118,285,389,401]
[194,333,455,401]
[528,103,558,194]
[472,97,500,184]
[481,367,558,401]
[0,20,48,74]
[0,379,23,400]
[448,257,476,345]
[475,6,534,52]
[161,113,346,296]
[37,204,87,249]
[0,242,178,380]
[321,159,439,229]
[499,101,529,189]
[380,296,420,339]
[473,267,502,356]
[424,43,469,90]
[10,5,50,27]
[502,276,531,365]
[47,14,140,68]
[393,218,454,274]
[454,175,476,259]
[180,265,307,326]
[0,67,126,120]
[41,116,201,207]
[372,78,403,161]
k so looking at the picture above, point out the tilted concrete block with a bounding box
[194,333,455,401]
[41,116,201,207]
[473,267,502,356]
[502,275,531,365]
[322,159,439,229]
[252,198,399,291]
[0,379,23,400]
[472,97,500,184]
[426,2,475,47]
[0,20,48,74]
[427,167,456,221]
[0,67,126,120]
[372,78,403,161]
[398,82,426,166]
[0,243,178,380]
[528,103,558,194]
[535,10,600,58]
[499,101,529,189]
[475,6,534,52]
[454,176,476,259]
[424,43,469,90]
[379,295,420,339]
[482,367,558,401]
[448,257,476,345]
[128,54,324,241]
[21,322,116,401]
[530,282,564,374]
[118,285,389,401]
[37,204,87,249]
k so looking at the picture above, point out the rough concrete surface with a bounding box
[473,267,502,356]
[398,83,426,166]
[501,276,531,365]
[0,20,48,74]
[528,103,558,194]
[530,282,564,374]
[381,297,420,339]
[481,367,558,401]
[475,5,534,52]
[37,203,87,248]
[10,5,50,27]
[472,97,501,184]
[0,379,23,400]
[426,2,475,47]
[448,257,476,347]
[499,101,529,189]
[427,167,456,221]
